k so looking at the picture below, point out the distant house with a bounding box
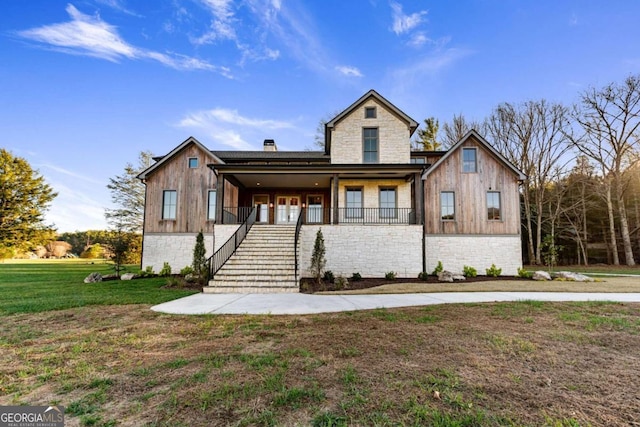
[138,90,525,293]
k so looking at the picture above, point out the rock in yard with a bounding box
[120,273,136,281]
[438,271,454,282]
[554,271,594,282]
[84,272,103,283]
[452,274,466,281]
[532,271,552,281]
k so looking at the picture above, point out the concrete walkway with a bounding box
[151,292,640,315]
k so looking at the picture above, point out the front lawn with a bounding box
[0,260,197,315]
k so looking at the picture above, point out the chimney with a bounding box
[263,139,277,151]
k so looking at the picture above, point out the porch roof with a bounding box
[207,163,426,189]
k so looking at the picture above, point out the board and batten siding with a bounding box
[423,136,521,235]
[144,144,222,234]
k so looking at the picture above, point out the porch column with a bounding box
[216,173,225,224]
[332,174,339,224]
[414,172,423,225]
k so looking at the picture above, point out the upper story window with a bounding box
[188,157,198,168]
[365,107,376,119]
[441,191,455,221]
[162,190,177,220]
[207,190,216,221]
[487,191,501,221]
[462,148,477,173]
[411,157,426,164]
[363,128,378,163]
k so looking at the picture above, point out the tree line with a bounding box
[413,74,640,266]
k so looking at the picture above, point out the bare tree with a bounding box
[485,100,572,264]
[441,113,483,148]
[568,75,640,266]
[311,111,340,150]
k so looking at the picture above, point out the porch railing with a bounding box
[302,207,416,225]
[222,207,254,224]
[294,208,305,284]
[208,206,257,279]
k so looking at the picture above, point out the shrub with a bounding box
[310,229,326,284]
[432,261,444,275]
[517,267,533,279]
[159,262,172,277]
[335,275,349,290]
[192,231,207,276]
[385,271,397,280]
[180,266,194,276]
[350,272,362,282]
[165,276,183,288]
[323,270,335,283]
[463,265,477,278]
[418,271,429,281]
[485,264,502,277]
[143,266,154,276]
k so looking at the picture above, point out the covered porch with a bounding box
[208,164,425,225]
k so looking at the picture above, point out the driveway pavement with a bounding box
[151,292,640,315]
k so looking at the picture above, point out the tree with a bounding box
[0,149,57,255]
[441,114,483,148]
[311,111,340,150]
[105,151,153,233]
[192,230,207,279]
[413,117,441,150]
[485,100,571,264]
[568,74,640,266]
[310,228,326,284]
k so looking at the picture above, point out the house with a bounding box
[137,90,525,293]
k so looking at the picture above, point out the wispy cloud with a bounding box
[390,1,427,35]
[39,163,104,186]
[17,4,231,77]
[178,108,296,150]
[95,0,141,17]
[335,65,363,77]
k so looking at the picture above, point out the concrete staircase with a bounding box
[203,225,299,293]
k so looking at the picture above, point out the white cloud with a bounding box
[390,48,473,93]
[39,163,104,186]
[45,181,109,232]
[390,1,428,35]
[95,0,141,17]
[335,65,363,77]
[17,4,231,77]
[178,108,296,150]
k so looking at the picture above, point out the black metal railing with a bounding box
[222,207,254,224]
[208,206,257,279]
[301,207,416,225]
[294,208,305,284]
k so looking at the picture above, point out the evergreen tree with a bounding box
[192,231,207,277]
[413,117,441,150]
[310,228,326,284]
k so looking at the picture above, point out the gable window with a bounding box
[379,187,397,219]
[487,191,501,220]
[363,128,378,163]
[441,191,455,220]
[162,190,177,220]
[188,157,198,168]
[462,148,477,173]
[411,157,426,164]
[346,188,363,218]
[207,190,216,221]
[365,106,376,119]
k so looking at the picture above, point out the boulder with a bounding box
[120,273,136,281]
[554,271,594,282]
[84,272,103,283]
[452,274,466,281]
[532,271,552,281]
[437,271,454,282]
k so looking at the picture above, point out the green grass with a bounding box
[0,260,197,315]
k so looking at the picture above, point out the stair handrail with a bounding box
[208,206,257,280]
[294,207,305,285]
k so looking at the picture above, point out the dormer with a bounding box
[324,90,418,164]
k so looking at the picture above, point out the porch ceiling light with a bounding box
[314,182,319,186]
[256,182,261,186]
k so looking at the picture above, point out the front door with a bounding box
[253,195,269,223]
[276,196,300,224]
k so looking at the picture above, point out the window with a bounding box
[441,192,455,220]
[411,157,426,164]
[365,106,376,118]
[188,157,198,168]
[363,128,378,163]
[207,190,216,221]
[379,188,397,219]
[346,188,363,218]
[487,191,501,220]
[162,190,177,220]
[462,148,477,173]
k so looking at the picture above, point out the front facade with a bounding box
[138,90,524,286]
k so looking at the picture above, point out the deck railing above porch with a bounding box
[220,207,417,225]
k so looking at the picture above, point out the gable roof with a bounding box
[324,89,419,154]
[212,150,329,162]
[137,136,223,180]
[421,129,526,181]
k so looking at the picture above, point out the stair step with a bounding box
[203,285,298,294]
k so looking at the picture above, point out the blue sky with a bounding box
[2,0,639,232]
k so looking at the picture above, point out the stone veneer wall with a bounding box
[424,235,522,276]
[141,225,239,273]
[299,225,423,278]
